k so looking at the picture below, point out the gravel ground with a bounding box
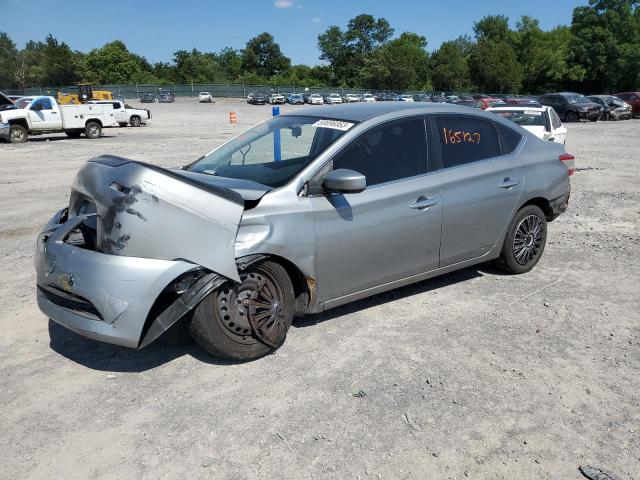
[0,99,638,480]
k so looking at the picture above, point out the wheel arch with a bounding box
[518,196,553,221]
[8,118,28,129]
[85,118,103,127]
[237,253,315,315]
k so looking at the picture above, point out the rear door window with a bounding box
[331,116,428,186]
[435,116,501,168]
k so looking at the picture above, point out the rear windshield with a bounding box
[188,115,355,188]
[492,110,546,127]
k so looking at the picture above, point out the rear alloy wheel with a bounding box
[84,121,102,139]
[9,125,28,143]
[496,205,547,274]
[130,116,142,127]
[190,261,295,361]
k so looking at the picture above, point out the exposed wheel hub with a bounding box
[214,270,287,347]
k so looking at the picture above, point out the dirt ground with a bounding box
[0,99,638,480]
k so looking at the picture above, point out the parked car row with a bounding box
[139,91,175,103]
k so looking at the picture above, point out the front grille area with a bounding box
[38,285,103,320]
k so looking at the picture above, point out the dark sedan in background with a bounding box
[157,91,175,103]
[140,93,156,103]
[247,93,267,105]
[538,92,602,122]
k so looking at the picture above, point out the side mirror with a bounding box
[323,169,366,194]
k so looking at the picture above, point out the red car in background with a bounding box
[505,98,543,108]
[615,92,640,118]
[474,98,506,109]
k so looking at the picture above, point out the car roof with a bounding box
[486,106,548,112]
[284,102,501,122]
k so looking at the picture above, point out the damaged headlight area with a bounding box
[35,210,231,349]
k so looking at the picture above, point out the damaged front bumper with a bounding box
[35,208,221,348]
[0,122,10,142]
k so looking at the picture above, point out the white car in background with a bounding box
[308,94,324,105]
[487,106,567,145]
[325,93,343,104]
[362,93,376,102]
[344,94,360,103]
[198,92,214,103]
[88,100,151,127]
[398,95,414,102]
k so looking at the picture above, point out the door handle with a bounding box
[498,178,520,189]
[409,196,439,210]
[51,111,58,114]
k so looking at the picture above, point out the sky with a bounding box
[0,0,588,65]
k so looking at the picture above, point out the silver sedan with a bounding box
[35,103,573,360]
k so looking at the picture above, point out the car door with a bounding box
[28,97,61,130]
[112,101,126,123]
[432,115,524,267]
[310,116,442,302]
[548,108,566,145]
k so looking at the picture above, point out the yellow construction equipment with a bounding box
[57,84,114,105]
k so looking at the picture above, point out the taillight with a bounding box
[559,153,575,176]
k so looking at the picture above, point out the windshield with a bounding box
[15,98,33,109]
[567,95,591,104]
[188,115,354,188]
[493,110,546,127]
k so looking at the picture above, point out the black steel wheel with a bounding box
[190,261,295,361]
[84,121,102,139]
[496,205,547,274]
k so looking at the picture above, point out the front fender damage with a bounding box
[36,155,251,349]
[139,271,227,348]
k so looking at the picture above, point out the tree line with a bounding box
[0,0,638,94]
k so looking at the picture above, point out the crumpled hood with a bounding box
[69,155,246,281]
[171,169,272,202]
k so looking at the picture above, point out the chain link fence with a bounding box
[1,84,525,100]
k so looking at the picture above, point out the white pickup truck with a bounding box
[87,100,151,127]
[0,95,117,143]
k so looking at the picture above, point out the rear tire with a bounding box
[565,111,578,122]
[130,116,142,127]
[496,205,547,274]
[84,122,102,139]
[9,125,28,143]
[191,261,295,361]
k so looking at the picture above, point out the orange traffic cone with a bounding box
[229,111,238,124]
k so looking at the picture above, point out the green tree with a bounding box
[430,37,473,92]
[470,38,523,93]
[0,32,18,87]
[318,14,393,86]
[241,33,290,78]
[216,47,243,81]
[83,41,145,84]
[359,32,429,90]
[515,17,585,92]
[173,49,223,83]
[571,0,640,91]
[473,15,515,43]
